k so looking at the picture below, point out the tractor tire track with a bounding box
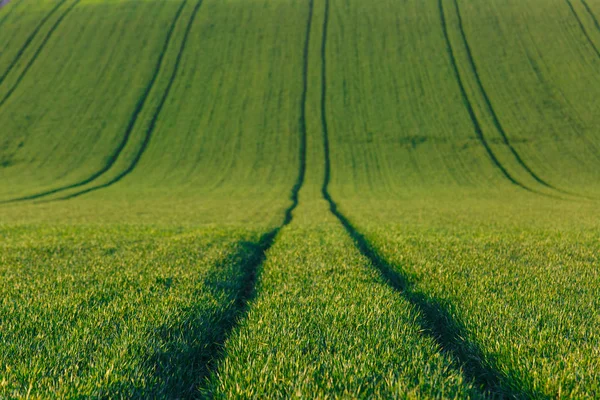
[0,0,79,111]
[581,0,600,35]
[319,2,542,395]
[438,0,554,196]
[57,0,205,201]
[198,2,314,391]
[0,0,68,88]
[566,0,600,58]
[456,0,590,199]
[1,0,187,204]
[451,0,570,195]
[0,0,16,28]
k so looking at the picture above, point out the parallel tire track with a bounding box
[581,0,600,36]
[1,0,187,203]
[319,1,540,395]
[199,1,314,390]
[57,0,205,201]
[0,0,80,111]
[451,0,568,194]
[438,0,551,196]
[0,0,17,28]
[0,0,68,88]
[566,0,600,58]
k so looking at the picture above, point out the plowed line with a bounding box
[1,0,187,204]
[0,0,68,88]
[438,0,551,196]
[57,0,205,200]
[319,1,540,395]
[566,0,600,58]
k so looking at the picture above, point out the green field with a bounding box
[1,0,599,397]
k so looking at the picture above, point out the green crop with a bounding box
[1,0,599,397]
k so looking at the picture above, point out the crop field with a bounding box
[1,0,599,398]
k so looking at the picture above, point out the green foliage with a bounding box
[0,0,599,397]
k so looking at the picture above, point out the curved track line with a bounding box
[58,0,205,200]
[566,0,600,58]
[0,0,79,110]
[452,0,572,196]
[0,1,17,28]
[319,2,542,395]
[0,0,68,88]
[1,0,187,204]
[439,0,551,196]
[198,3,315,391]
[581,0,600,34]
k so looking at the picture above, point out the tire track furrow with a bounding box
[319,1,541,395]
[57,0,206,200]
[581,0,600,33]
[1,0,187,204]
[0,0,79,110]
[0,0,17,29]
[438,0,550,196]
[566,0,600,58]
[452,0,578,198]
[0,0,68,88]
[198,2,314,390]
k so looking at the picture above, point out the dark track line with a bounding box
[56,0,206,201]
[566,0,600,58]
[0,0,17,28]
[0,0,68,88]
[198,3,314,393]
[326,208,545,398]
[452,0,573,197]
[0,0,187,204]
[438,0,550,196]
[581,0,600,38]
[319,3,541,396]
[0,0,79,111]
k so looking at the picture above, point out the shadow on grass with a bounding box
[143,230,279,398]
[325,196,545,399]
